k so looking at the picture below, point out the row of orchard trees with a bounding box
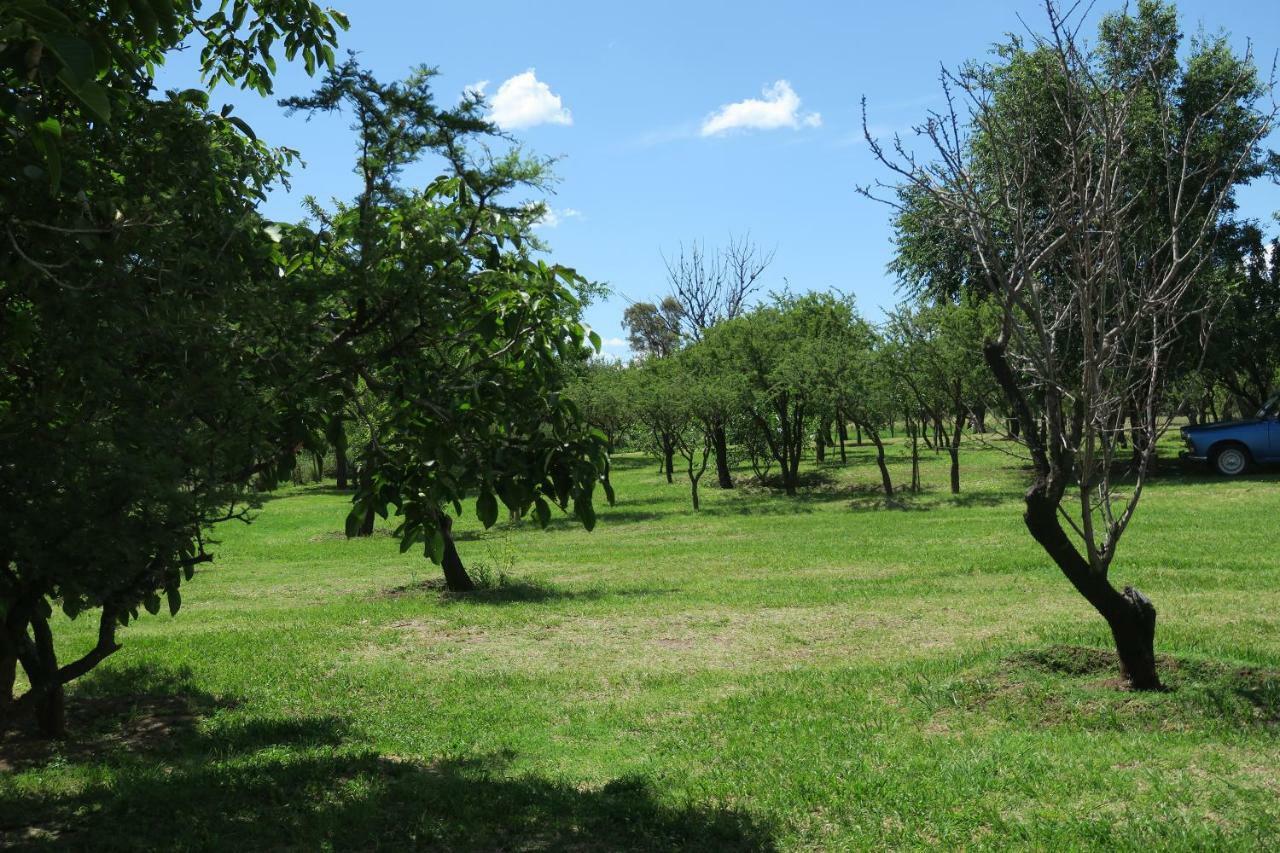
[1,2,608,736]
[570,290,1002,510]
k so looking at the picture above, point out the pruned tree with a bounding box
[866,0,1276,688]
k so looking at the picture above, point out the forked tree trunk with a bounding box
[983,341,1161,690]
[439,515,475,592]
[1022,494,1160,689]
[712,424,734,489]
[27,615,66,738]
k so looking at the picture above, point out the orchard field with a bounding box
[4,436,1278,850]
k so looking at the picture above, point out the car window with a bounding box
[1262,393,1280,419]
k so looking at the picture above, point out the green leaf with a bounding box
[226,115,257,140]
[143,592,161,616]
[574,496,596,532]
[44,34,95,87]
[64,79,111,122]
[476,490,498,529]
[588,330,602,352]
[166,587,181,616]
[344,507,363,538]
[425,527,445,564]
[533,497,551,528]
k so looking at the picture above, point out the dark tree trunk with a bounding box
[0,643,15,712]
[837,415,848,464]
[910,421,921,493]
[663,433,675,484]
[1022,494,1161,689]
[854,423,862,446]
[712,424,734,489]
[815,425,826,463]
[439,515,475,592]
[864,427,893,498]
[949,410,964,494]
[335,444,349,489]
[27,615,66,738]
[974,402,987,434]
[983,340,1162,691]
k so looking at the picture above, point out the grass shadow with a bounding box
[0,668,774,851]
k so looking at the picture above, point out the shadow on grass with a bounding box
[999,644,1280,728]
[380,576,677,607]
[0,665,774,851]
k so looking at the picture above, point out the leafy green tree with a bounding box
[888,299,996,494]
[622,298,683,359]
[0,1,346,735]
[283,60,610,592]
[1203,230,1280,411]
[706,293,856,496]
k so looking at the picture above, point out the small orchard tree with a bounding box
[566,361,638,493]
[888,299,995,494]
[284,60,610,593]
[867,0,1275,688]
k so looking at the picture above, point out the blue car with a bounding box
[1181,392,1280,476]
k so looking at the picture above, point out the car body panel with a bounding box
[1181,393,1280,465]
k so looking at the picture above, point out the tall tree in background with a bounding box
[868,0,1275,688]
[622,298,684,358]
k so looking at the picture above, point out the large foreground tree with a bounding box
[869,0,1276,688]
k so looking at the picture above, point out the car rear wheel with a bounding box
[1213,445,1249,476]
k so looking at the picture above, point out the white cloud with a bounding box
[601,337,627,349]
[485,70,572,130]
[700,80,821,137]
[534,207,582,229]
[463,80,488,99]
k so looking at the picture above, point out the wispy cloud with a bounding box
[533,207,583,229]
[478,70,572,130]
[701,81,821,137]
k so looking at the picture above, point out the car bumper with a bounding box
[1180,450,1207,462]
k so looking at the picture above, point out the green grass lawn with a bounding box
[3,435,1279,850]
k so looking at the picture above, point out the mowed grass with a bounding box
[3,434,1280,850]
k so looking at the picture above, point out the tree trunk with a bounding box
[865,428,893,498]
[949,410,964,494]
[815,426,826,463]
[0,644,15,712]
[28,615,66,738]
[663,433,675,484]
[690,479,701,511]
[712,424,734,489]
[982,340,1162,691]
[335,444,349,489]
[909,419,921,493]
[837,415,848,464]
[439,515,476,592]
[1022,494,1161,690]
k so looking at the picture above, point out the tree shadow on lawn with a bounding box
[0,666,774,852]
[944,644,1280,731]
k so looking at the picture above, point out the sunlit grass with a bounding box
[3,434,1278,849]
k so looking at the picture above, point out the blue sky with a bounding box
[159,1,1280,359]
